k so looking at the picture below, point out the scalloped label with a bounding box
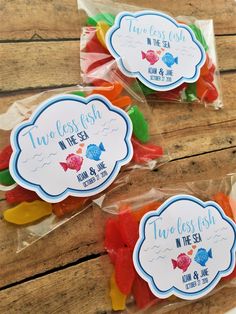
[10,94,133,202]
[133,195,236,300]
[106,11,206,91]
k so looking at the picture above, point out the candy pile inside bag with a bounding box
[93,173,236,312]
[78,0,223,109]
[0,80,169,251]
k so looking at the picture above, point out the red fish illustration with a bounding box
[172,253,192,272]
[60,154,83,172]
[141,50,159,65]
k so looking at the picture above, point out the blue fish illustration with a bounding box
[162,53,178,68]
[194,248,213,267]
[86,143,105,161]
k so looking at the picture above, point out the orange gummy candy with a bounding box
[52,196,89,218]
[112,96,132,109]
[132,201,163,222]
[212,192,234,221]
[200,54,212,77]
[92,82,123,101]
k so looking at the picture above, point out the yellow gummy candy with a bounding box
[96,21,110,48]
[110,272,127,311]
[3,200,52,225]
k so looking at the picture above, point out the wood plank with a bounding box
[0,0,80,41]
[0,254,235,314]
[0,0,235,40]
[0,73,235,129]
[0,36,235,92]
[0,147,235,288]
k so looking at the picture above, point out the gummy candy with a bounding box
[128,106,149,143]
[82,15,220,106]
[115,247,136,294]
[0,145,12,170]
[110,272,127,311]
[185,83,197,102]
[118,209,139,249]
[86,54,113,74]
[212,192,234,221]
[131,137,163,164]
[104,218,124,264]
[189,24,209,51]
[0,169,15,186]
[133,275,158,309]
[5,185,39,204]
[92,82,123,101]
[132,81,156,96]
[112,96,132,109]
[157,83,187,101]
[70,91,86,97]
[222,265,236,281]
[3,200,52,225]
[132,201,163,222]
[197,77,218,102]
[52,196,89,218]
[96,21,110,48]
[104,202,161,310]
[85,30,109,54]
[87,13,115,27]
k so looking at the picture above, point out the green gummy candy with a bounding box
[87,13,115,27]
[189,24,209,51]
[70,91,86,97]
[185,83,197,102]
[132,81,155,96]
[128,105,149,143]
[0,169,15,186]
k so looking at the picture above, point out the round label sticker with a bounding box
[10,94,133,202]
[106,11,206,91]
[133,195,236,300]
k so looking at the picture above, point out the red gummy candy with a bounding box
[158,83,187,101]
[86,55,114,74]
[197,77,218,102]
[119,209,139,249]
[204,83,218,102]
[204,71,214,83]
[133,275,158,309]
[104,218,125,264]
[132,137,163,164]
[0,145,12,170]
[115,247,136,294]
[85,29,109,54]
[5,185,39,203]
[222,265,236,281]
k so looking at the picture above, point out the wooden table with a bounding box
[0,0,236,313]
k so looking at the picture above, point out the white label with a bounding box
[106,11,206,91]
[133,195,236,300]
[10,94,133,202]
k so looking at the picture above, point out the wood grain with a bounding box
[0,0,235,41]
[0,254,235,314]
[0,1,236,312]
[0,36,235,92]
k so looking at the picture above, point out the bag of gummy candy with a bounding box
[0,78,169,252]
[78,0,223,109]
[93,172,236,312]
